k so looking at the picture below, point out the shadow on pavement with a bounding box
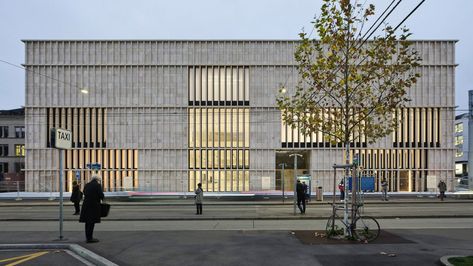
[294,230,415,245]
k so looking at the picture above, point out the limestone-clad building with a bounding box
[23,40,456,193]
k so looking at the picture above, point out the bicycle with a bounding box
[325,203,380,242]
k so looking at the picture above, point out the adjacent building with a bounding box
[23,40,456,193]
[0,108,25,190]
[454,113,468,177]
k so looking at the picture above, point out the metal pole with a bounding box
[290,154,303,215]
[294,155,297,215]
[15,181,21,201]
[279,163,287,203]
[468,91,473,190]
[59,149,64,240]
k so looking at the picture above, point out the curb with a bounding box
[1,200,472,207]
[1,215,473,222]
[439,255,462,266]
[0,243,117,266]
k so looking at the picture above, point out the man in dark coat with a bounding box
[296,180,306,214]
[438,179,447,201]
[79,176,104,243]
[70,180,82,215]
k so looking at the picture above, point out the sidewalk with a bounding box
[0,193,472,206]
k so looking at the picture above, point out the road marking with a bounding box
[0,251,49,266]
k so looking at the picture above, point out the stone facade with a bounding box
[23,40,456,193]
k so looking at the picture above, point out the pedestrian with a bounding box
[296,180,306,214]
[195,183,203,215]
[438,179,447,201]
[70,180,83,215]
[338,180,345,201]
[79,175,104,243]
[381,178,388,201]
[302,181,309,202]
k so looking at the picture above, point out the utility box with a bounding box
[316,186,323,201]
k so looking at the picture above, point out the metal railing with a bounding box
[0,181,25,193]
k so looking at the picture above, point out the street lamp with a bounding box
[289,153,303,215]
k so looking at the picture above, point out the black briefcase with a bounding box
[100,203,111,217]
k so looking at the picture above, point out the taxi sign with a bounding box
[50,128,72,149]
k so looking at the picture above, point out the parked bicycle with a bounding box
[325,203,380,242]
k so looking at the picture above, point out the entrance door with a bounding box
[399,170,412,191]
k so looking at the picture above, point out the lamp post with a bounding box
[468,91,473,190]
[278,163,287,203]
[289,153,303,215]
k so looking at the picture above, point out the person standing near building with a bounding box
[195,183,203,215]
[438,179,447,201]
[296,180,306,214]
[79,176,104,243]
[381,178,388,201]
[338,180,345,201]
[70,180,83,215]
[302,181,309,202]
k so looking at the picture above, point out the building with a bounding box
[0,108,25,190]
[454,113,468,177]
[23,40,456,193]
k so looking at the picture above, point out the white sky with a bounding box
[0,0,471,113]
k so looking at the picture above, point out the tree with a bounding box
[277,0,421,212]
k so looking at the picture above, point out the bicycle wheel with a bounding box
[353,216,380,242]
[325,215,345,239]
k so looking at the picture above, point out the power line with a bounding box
[296,0,403,104]
[0,59,83,90]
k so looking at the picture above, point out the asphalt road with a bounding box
[1,200,472,265]
[0,201,472,221]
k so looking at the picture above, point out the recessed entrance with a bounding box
[275,150,310,192]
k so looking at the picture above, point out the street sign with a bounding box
[347,176,375,191]
[86,163,101,170]
[75,171,80,180]
[50,128,72,149]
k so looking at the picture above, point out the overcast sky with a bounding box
[1,0,472,113]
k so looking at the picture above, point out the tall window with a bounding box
[15,144,25,157]
[455,123,463,133]
[46,108,107,148]
[15,126,25,138]
[0,144,8,156]
[0,162,8,173]
[0,126,8,138]
[188,66,250,192]
[14,162,24,173]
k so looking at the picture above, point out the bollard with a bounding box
[15,181,22,201]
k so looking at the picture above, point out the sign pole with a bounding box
[51,127,71,241]
[59,149,64,240]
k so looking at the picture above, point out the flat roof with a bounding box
[21,39,459,42]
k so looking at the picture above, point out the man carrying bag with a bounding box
[79,175,105,243]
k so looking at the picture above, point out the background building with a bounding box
[455,113,468,176]
[0,108,25,191]
[23,40,456,193]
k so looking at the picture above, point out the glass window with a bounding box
[455,136,464,146]
[456,151,464,158]
[14,162,24,173]
[455,123,463,133]
[0,162,8,173]
[0,126,8,138]
[0,144,8,156]
[455,164,463,175]
[15,144,25,157]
